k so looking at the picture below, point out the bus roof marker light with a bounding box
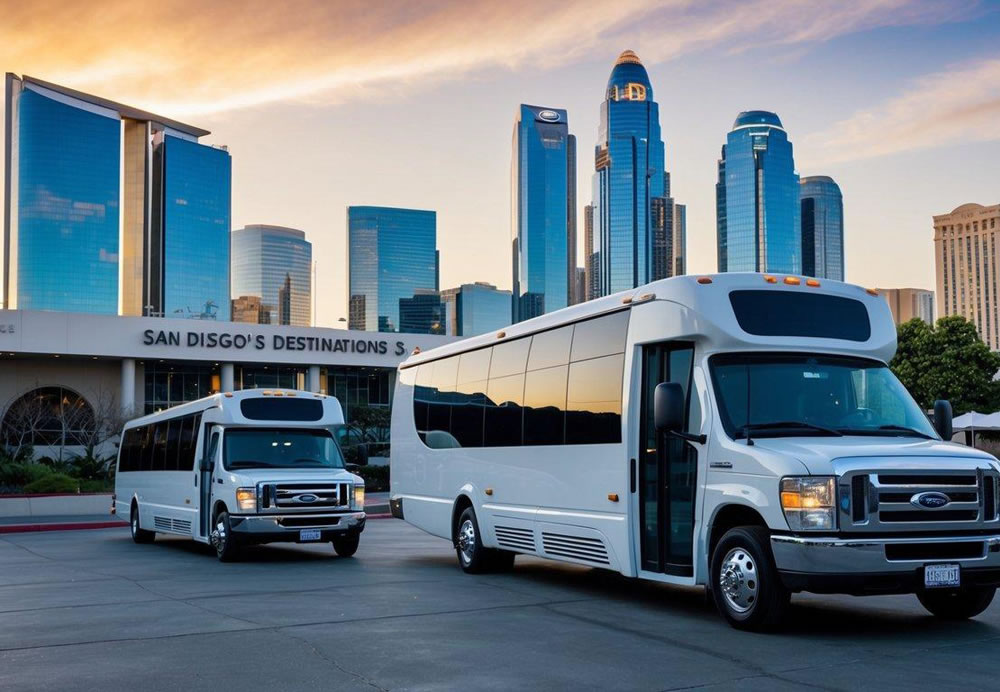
[412,347,421,355]
[764,275,777,284]
[622,296,634,304]
[696,277,713,285]
[224,392,233,398]
[806,279,821,287]
[783,276,801,286]
[608,493,619,502]
[866,288,879,296]
[496,331,506,339]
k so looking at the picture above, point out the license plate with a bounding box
[924,563,961,588]
[299,529,322,542]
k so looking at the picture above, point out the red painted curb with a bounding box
[365,513,393,519]
[0,521,127,534]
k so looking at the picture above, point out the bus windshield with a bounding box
[710,354,939,440]
[223,428,345,470]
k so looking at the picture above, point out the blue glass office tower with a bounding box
[441,282,511,336]
[590,50,677,296]
[511,105,575,322]
[799,176,844,281]
[716,110,800,273]
[232,225,312,326]
[347,206,438,333]
[154,134,231,320]
[4,78,121,313]
[4,74,228,318]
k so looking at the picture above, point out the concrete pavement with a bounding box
[1,520,998,691]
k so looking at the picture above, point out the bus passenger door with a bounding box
[639,342,697,576]
[198,427,221,539]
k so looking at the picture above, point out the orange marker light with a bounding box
[806,278,821,287]
[697,276,713,284]
[497,331,506,339]
[763,275,777,284]
[783,276,801,285]
[866,288,879,296]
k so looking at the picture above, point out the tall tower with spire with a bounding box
[588,50,682,298]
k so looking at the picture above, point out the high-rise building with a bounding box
[583,204,597,300]
[231,225,312,327]
[347,206,438,332]
[511,105,575,322]
[398,290,445,334]
[441,282,511,336]
[231,295,265,324]
[800,176,844,281]
[672,203,687,277]
[590,50,680,297]
[716,110,800,274]
[574,267,586,306]
[3,74,230,317]
[878,288,934,326]
[933,203,1000,349]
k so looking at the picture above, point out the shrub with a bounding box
[23,473,79,494]
[0,461,53,487]
[350,464,389,492]
[78,479,114,493]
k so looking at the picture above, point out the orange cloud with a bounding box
[0,0,981,118]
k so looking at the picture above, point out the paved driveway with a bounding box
[1,520,998,691]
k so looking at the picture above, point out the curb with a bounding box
[0,521,126,534]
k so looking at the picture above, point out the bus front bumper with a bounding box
[771,533,1000,595]
[229,512,366,542]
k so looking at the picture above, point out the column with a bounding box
[221,363,235,393]
[121,358,136,416]
[307,365,321,393]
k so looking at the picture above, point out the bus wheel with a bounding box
[917,586,996,619]
[710,526,789,631]
[456,507,495,574]
[130,504,155,544]
[332,533,360,558]
[211,511,241,562]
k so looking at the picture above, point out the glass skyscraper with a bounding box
[441,282,511,336]
[347,206,438,333]
[232,225,312,326]
[511,104,575,322]
[799,176,844,281]
[4,74,229,318]
[4,78,121,313]
[156,134,231,320]
[589,50,680,297]
[716,110,800,274]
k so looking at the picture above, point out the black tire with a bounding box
[455,506,498,574]
[917,586,996,620]
[130,504,155,544]
[710,526,790,631]
[211,510,241,562]
[332,533,360,558]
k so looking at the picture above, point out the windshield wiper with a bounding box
[836,425,934,439]
[228,460,271,469]
[740,421,844,438]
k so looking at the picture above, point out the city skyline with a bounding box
[0,1,999,326]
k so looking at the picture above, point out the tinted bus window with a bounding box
[489,338,530,379]
[523,365,567,445]
[165,419,181,471]
[240,398,323,421]
[570,311,629,362]
[484,373,524,447]
[528,326,573,371]
[152,422,167,471]
[729,290,871,342]
[457,348,491,384]
[451,380,486,447]
[139,425,153,471]
[566,354,624,444]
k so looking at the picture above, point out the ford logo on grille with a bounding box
[296,494,319,503]
[911,491,950,509]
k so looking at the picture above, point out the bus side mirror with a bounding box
[933,400,953,440]
[654,382,685,434]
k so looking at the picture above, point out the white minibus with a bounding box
[390,273,1000,630]
[115,389,366,561]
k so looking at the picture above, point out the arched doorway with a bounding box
[1,386,95,449]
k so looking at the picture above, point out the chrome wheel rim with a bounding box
[211,519,226,550]
[458,518,476,565]
[131,514,138,537]
[720,547,758,614]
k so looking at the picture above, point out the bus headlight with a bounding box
[780,477,836,531]
[236,487,257,513]
[353,485,365,510]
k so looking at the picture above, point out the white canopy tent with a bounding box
[951,411,1000,448]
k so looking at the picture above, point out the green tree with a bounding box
[890,315,1000,415]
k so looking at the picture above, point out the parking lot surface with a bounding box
[1,520,998,691]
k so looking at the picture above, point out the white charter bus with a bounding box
[390,273,1000,630]
[115,389,366,561]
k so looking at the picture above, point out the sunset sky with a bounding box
[2,0,999,326]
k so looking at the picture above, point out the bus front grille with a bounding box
[259,482,351,512]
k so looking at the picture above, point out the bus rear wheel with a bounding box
[130,504,155,544]
[455,507,512,574]
[710,526,789,631]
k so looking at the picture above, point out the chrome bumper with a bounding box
[772,534,1000,574]
[229,512,366,535]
